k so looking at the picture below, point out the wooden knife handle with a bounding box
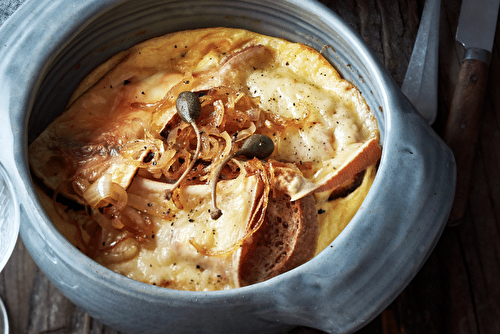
[444,58,489,226]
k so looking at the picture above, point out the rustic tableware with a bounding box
[0,0,456,333]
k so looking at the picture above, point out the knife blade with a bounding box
[401,0,441,124]
[444,0,499,226]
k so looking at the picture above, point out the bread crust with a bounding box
[238,191,319,286]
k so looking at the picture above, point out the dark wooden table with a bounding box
[1,0,499,333]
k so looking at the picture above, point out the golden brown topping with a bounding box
[29,28,381,291]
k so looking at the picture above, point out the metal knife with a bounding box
[401,0,441,124]
[444,0,499,226]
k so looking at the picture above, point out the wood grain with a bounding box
[2,0,500,333]
[444,58,490,226]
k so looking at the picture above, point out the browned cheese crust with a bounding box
[30,27,380,291]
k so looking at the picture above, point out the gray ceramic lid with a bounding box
[0,162,19,272]
[0,0,22,274]
[0,294,7,334]
[0,162,18,334]
[1,5,22,323]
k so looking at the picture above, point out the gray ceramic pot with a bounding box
[0,0,456,333]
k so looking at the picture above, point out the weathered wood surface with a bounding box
[1,0,500,333]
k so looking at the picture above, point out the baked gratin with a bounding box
[30,27,381,291]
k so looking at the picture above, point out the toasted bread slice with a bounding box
[269,137,381,202]
[238,191,319,286]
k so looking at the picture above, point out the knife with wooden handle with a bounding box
[444,0,499,226]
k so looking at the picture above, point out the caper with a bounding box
[176,91,201,123]
[237,134,275,160]
[165,91,202,200]
[210,134,274,220]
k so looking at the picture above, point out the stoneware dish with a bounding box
[0,0,456,333]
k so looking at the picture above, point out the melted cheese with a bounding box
[30,27,380,290]
[103,175,262,290]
